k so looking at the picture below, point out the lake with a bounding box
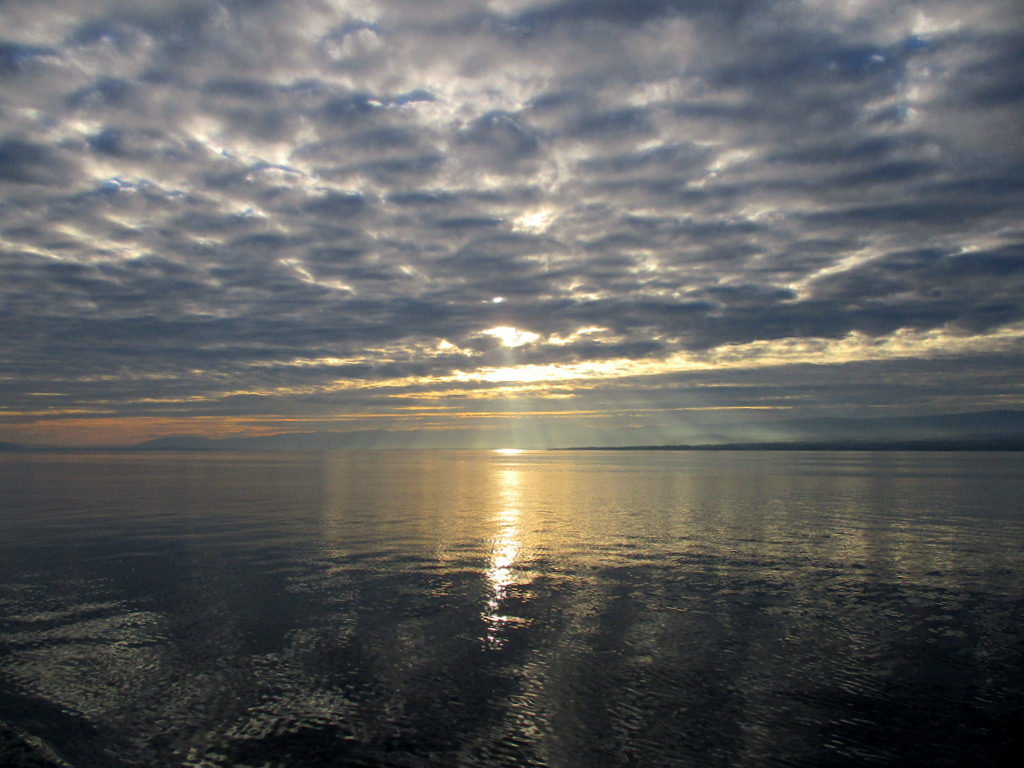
[1,450,1022,767]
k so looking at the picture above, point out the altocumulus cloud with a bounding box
[1,0,1024,446]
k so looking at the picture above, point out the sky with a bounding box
[2,0,1024,448]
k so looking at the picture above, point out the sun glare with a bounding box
[494,448,524,454]
[482,326,540,348]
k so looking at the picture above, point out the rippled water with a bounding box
[1,450,1022,767]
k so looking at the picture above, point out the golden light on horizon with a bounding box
[6,323,1024,448]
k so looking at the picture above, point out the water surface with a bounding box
[1,450,1022,767]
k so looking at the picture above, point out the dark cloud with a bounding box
[0,139,75,185]
[0,39,58,74]
[946,32,1024,108]
[509,0,757,29]
[456,111,542,168]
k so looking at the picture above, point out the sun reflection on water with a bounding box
[482,463,528,648]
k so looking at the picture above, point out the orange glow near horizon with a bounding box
[0,417,280,447]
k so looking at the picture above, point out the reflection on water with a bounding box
[1,450,1023,767]
[483,466,526,647]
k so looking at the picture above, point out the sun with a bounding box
[483,326,540,348]
[494,448,524,455]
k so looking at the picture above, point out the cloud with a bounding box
[0,138,77,185]
[1,0,1024,444]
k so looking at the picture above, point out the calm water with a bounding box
[1,450,1022,767]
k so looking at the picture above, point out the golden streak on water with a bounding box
[483,466,527,647]
[494,448,524,454]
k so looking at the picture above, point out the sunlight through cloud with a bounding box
[482,326,540,348]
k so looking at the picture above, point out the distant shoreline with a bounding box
[556,439,1024,452]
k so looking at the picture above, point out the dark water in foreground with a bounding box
[1,450,1022,767]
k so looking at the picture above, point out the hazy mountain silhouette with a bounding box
[127,410,1024,451]
[755,411,1024,443]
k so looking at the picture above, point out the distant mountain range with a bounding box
[3,410,1024,452]
[565,437,1024,452]
[763,410,1024,443]
[574,410,1024,450]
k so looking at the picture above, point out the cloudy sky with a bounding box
[2,0,1023,447]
